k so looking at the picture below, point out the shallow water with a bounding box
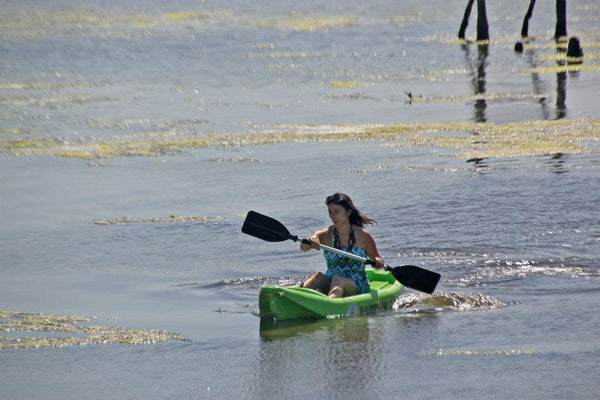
[1,1,600,399]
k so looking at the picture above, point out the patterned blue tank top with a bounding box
[323,228,370,294]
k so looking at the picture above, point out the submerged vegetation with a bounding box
[422,348,536,357]
[0,311,185,349]
[0,6,399,38]
[1,118,598,160]
[93,215,222,225]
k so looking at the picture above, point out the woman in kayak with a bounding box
[300,192,385,298]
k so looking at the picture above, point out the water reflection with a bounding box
[523,47,551,120]
[518,40,570,120]
[461,43,489,122]
[555,70,567,119]
[545,152,570,174]
[254,317,378,398]
[474,44,489,123]
[260,316,370,341]
[254,314,441,399]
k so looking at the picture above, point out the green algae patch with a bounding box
[381,119,600,159]
[329,80,368,88]
[93,215,222,225]
[257,51,322,59]
[534,51,600,64]
[276,16,359,31]
[207,157,263,163]
[0,5,154,39]
[162,9,235,22]
[0,82,86,90]
[246,15,361,31]
[0,128,34,135]
[0,94,115,108]
[423,348,536,357]
[2,118,599,160]
[0,5,361,39]
[1,137,55,150]
[0,311,186,349]
[525,63,600,74]
[406,92,549,104]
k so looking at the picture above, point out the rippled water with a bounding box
[1,0,599,399]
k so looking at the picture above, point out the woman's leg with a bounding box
[302,272,330,293]
[328,275,357,298]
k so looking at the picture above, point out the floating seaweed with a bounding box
[93,215,222,225]
[422,348,536,357]
[0,311,185,349]
[207,157,263,163]
[1,118,599,160]
[525,63,600,74]
[329,81,368,88]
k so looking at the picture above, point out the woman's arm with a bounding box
[300,227,330,251]
[358,228,385,268]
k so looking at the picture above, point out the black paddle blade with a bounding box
[387,265,441,294]
[242,211,293,243]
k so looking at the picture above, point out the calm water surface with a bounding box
[1,1,599,399]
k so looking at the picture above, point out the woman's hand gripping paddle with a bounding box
[242,210,441,294]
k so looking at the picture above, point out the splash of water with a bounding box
[394,291,505,314]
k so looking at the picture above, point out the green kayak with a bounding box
[259,267,403,321]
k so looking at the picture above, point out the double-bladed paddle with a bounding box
[242,210,440,294]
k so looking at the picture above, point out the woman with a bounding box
[300,192,385,298]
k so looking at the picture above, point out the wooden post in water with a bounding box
[555,0,567,40]
[458,0,475,40]
[520,0,537,38]
[458,0,489,41]
[476,0,490,41]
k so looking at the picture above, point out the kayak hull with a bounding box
[259,268,403,321]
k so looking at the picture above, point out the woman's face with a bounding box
[328,204,351,224]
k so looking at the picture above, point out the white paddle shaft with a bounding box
[294,237,370,263]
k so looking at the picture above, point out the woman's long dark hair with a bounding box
[325,192,376,227]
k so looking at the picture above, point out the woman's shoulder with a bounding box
[315,226,333,239]
[352,225,371,236]
[352,225,375,244]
